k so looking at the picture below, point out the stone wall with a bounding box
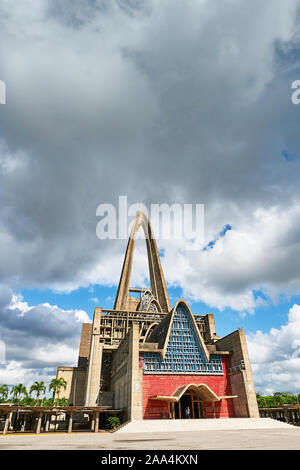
[216,329,259,418]
[84,308,103,406]
[56,367,87,405]
[77,323,92,368]
[110,323,143,421]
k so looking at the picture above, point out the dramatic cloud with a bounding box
[0,286,88,388]
[0,0,299,301]
[91,203,300,314]
[247,304,300,394]
[0,1,300,391]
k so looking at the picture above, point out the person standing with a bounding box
[185,406,190,419]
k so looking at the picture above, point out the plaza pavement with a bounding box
[1,418,300,450]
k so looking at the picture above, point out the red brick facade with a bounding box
[141,355,234,419]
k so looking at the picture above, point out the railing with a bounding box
[229,360,245,373]
[98,309,207,345]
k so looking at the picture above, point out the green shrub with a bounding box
[106,416,121,429]
[57,397,69,406]
[44,397,53,406]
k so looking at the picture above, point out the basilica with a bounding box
[56,211,259,421]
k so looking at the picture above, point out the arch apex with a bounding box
[114,212,171,312]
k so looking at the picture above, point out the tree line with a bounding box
[2,381,299,409]
[257,392,300,408]
[0,378,68,406]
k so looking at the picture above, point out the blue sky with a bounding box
[19,283,300,338]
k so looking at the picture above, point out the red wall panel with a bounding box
[141,355,234,419]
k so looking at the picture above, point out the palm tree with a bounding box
[0,384,9,402]
[29,381,46,406]
[49,378,67,405]
[11,384,27,404]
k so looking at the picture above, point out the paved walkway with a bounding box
[1,419,300,449]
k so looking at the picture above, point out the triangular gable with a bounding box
[162,300,210,363]
[143,300,223,374]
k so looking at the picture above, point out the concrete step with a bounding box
[116,418,294,433]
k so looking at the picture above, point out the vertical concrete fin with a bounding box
[84,308,103,406]
[216,329,259,418]
[114,211,171,312]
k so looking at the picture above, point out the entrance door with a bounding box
[193,400,205,418]
[193,400,199,418]
[180,393,192,418]
[178,392,206,419]
[199,401,204,418]
[192,395,205,419]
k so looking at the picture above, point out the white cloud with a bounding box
[0,147,28,175]
[0,361,56,391]
[247,304,300,394]
[31,343,79,366]
[87,203,300,313]
[161,203,300,312]
[9,293,31,313]
[0,287,89,388]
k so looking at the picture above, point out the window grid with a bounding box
[143,306,223,374]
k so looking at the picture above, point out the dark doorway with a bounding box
[171,390,206,419]
[180,393,192,418]
[177,392,205,419]
[193,400,205,418]
[199,401,204,418]
[194,401,199,418]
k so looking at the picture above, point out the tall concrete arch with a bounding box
[114,211,171,312]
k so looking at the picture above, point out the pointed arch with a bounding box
[142,322,160,343]
[114,211,171,312]
[137,289,161,312]
[146,298,162,313]
[161,299,210,362]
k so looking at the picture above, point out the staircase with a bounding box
[116,418,294,433]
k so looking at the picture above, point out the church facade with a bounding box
[56,211,259,421]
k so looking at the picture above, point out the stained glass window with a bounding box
[143,304,223,374]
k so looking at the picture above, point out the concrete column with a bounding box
[204,314,218,342]
[191,401,195,419]
[169,403,175,419]
[90,414,95,432]
[36,413,42,434]
[85,309,104,407]
[94,412,99,433]
[68,412,73,433]
[127,323,143,421]
[3,414,10,435]
[45,415,50,432]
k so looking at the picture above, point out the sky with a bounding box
[0,0,300,395]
